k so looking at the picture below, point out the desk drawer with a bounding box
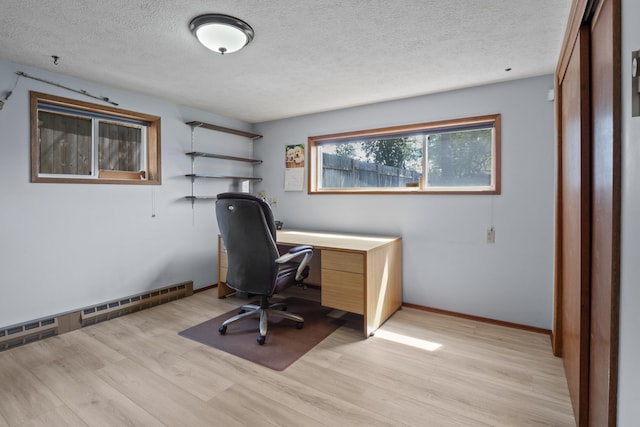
[217,236,233,297]
[322,250,364,274]
[218,237,228,266]
[321,270,364,314]
[322,250,365,314]
[219,252,228,269]
[218,238,228,281]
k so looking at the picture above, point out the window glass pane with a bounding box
[32,91,161,184]
[98,121,143,172]
[319,137,423,189]
[38,111,92,175]
[426,128,492,187]
[309,115,499,194]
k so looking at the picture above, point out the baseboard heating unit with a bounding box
[0,281,193,351]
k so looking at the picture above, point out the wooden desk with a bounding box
[217,230,403,337]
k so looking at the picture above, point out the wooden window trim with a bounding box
[30,91,161,185]
[308,114,501,195]
[98,170,145,180]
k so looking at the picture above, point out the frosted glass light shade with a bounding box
[190,14,254,55]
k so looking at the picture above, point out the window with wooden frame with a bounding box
[31,91,161,184]
[309,114,500,194]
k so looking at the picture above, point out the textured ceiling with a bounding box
[0,0,571,123]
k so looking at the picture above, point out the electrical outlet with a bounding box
[486,227,495,243]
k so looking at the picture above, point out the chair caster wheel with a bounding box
[257,335,266,345]
[218,325,227,335]
[296,322,304,329]
[282,306,287,311]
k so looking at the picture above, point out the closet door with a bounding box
[588,0,621,424]
[557,26,591,425]
[554,0,621,424]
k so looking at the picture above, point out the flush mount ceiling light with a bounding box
[189,14,254,55]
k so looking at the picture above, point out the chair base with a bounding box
[218,297,304,345]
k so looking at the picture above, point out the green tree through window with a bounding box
[427,129,492,187]
[362,137,422,170]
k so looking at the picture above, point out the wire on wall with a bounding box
[151,187,157,218]
[490,194,495,228]
[14,71,119,106]
[0,73,20,110]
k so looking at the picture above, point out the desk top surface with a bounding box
[276,229,401,252]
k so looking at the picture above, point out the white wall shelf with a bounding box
[185,151,262,164]
[185,121,263,202]
[185,121,262,140]
[185,173,262,181]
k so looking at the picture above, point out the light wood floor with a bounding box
[0,288,575,427]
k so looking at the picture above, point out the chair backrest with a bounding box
[215,192,280,295]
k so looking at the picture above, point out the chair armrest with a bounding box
[275,245,312,263]
[276,245,313,281]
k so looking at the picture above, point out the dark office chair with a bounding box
[215,192,313,345]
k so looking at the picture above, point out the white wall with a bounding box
[0,59,255,327]
[254,75,557,329]
[0,58,557,332]
[618,0,640,423]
